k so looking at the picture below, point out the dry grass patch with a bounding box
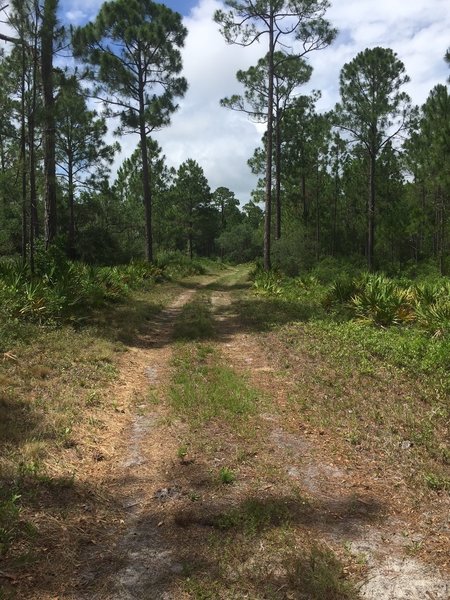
[0,283,180,593]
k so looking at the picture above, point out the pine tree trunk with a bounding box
[137,47,153,263]
[21,45,27,267]
[41,0,58,248]
[29,38,39,273]
[275,112,282,241]
[68,155,75,258]
[332,172,338,257]
[315,161,320,261]
[368,150,376,271]
[263,10,274,271]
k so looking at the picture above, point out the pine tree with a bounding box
[73,0,187,262]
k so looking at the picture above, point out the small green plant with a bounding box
[177,444,188,460]
[252,269,283,296]
[287,544,357,599]
[219,467,235,484]
[0,493,21,556]
[424,472,450,492]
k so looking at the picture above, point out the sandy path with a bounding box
[65,272,449,599]
[71,288,198,599]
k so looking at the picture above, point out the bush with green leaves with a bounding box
[350,274,414,327]
[252,268,284,296]
[0,254,167,327]
[0,493,21,557]
[156,250,206,278]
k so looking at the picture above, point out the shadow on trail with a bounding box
[69,462,381,599]
[0,396,39,448]
[203,280,251,292]
[83,268,316,352]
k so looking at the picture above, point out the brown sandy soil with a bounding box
[5,268,449,599]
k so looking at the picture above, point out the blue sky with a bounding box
[155,0,198,15]
[59,0,198,24]
[51,0,450,203]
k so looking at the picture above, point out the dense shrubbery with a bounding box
[251,265,450,388]
[156,250,207,278]
[0,257,163,327]
[0,250,219,337]
[253,265,450,337]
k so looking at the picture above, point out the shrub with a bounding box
[415,299,450,337]
[252,269,283,296]
[324,275,365,307]
[350,274,414,327]
[156,251,206,278]
[0,256,166,326]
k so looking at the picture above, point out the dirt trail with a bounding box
[61,269,449,599]
[70,287,198,599]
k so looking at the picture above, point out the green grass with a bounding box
[180,528,357,600]
[424,472,450,492]
[169,344,258,425]
[215,498,291,534]
[286,545,358,599]
[172,295,215,341]
[0,277,181,569]
[218,467,235,485]
[245,268,449,488]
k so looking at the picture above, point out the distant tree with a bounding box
[171,159,212,259]
[280,92,320,224]
[215,0,335,270]
[222,52,312,240]
[113,138,171,257]
[212,186,242,231]
[335,47,411,270]
[242,199,264,230]
[41,0,59,248]
[73,0,187,262]
[55,74,119,256]
[407,84,450,273]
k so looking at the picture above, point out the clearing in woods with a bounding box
[2,265,449,599]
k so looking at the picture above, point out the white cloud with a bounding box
[308,0,449,111]
[154,0,450,202]
[61,0,103,24]
[153,0,265,203]
[59,0,450,204]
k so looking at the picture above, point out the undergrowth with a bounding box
[250,266,450,485]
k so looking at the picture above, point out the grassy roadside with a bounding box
[235,273,449,495]
[0,271,195,584]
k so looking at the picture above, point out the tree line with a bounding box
[216,1,450,274]
[0,0,448,274]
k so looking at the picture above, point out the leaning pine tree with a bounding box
[73,0,187,262]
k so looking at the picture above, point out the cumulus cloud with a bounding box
[5,0,450,204]
[60,0,103,24]
[307,0,449,111]
[133,0,450,202]
[152,0,266,202]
